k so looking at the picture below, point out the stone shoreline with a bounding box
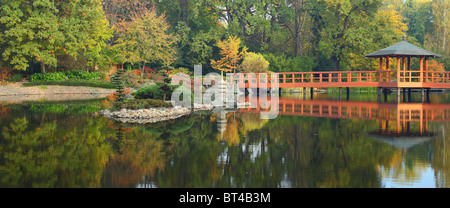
[99,104,214,124]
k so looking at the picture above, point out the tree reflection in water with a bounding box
[1,96,450,187]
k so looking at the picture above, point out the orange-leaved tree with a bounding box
[210,36,248,73]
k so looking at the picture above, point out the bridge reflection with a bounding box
[236,97,450,136]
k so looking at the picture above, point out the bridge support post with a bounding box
[421,88,425,103]
[403,88,406,102]
[377,88,382,102]
[408,89,412,102]
[310,88,314,99]
[346,87,350,101]
[397,88,401,103]
[339,87,342,100]
[426,89,430,103]
[303,87,307,99]
[384,90,388,102]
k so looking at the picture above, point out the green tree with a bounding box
[240,52,270,73]
[114,7,177,75]
[0,0,112,72]
[309,0,382,71]
[0,0,64,72]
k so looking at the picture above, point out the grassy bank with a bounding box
[23,79,116,89]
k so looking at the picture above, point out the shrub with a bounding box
[0,67,13,82]
[8,73,23,82]
[121,71,140,88]
[166,67,192,77]
[240,52,269,73]
[112,99,172,110]
[30,72,66,82]
[132,84,167,100]
[65,70,105,80]
[132,82,192,101]
[263,53,315,72]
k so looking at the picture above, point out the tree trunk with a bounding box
[331,55,340,71]
[40,62,46,73]
[141,62,145,79]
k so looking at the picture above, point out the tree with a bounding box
[0,0,64,72]
[114,7,177,76]
[240,52,270,73]
[0,0,112,72]
[278,0,311,57]
[60,0,113,71]
[309,0,382,71]
[346,6,408,71]
[210,36,248,73]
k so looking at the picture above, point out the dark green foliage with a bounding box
[112,69,126,102]
[64,70,105,80]
[132,84,169,100]
[263,54,315,72]
[30,72,66,82]
[112,99,172,110]
[30,71,105,82]
[8,73,23,82]
[163,77,172,83]
[132,82,192,102]
[23,79,116,89]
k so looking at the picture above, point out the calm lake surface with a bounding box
[1,92,450,188]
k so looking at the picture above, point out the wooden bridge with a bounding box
[227,38,445,102]
[237,97,450,135]
[228,70,450,89]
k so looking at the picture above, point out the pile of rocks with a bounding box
[99,104,215,124]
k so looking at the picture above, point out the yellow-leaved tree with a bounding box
[210,36,248,73]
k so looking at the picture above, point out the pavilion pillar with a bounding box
[407,56,411,82]
[379,57,383,82]
[402,57,406,82]
[424,57,428,82]
[386,56,390,82]
[397,88,401,103]
[420,56,424,83]
[397,57,401,83]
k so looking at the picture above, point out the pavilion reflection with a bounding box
[236,97,450,144]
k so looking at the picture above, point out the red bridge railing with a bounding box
[227,71,450,89]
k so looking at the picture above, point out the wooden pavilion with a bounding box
[365,35,443,101]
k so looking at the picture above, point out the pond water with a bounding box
[1,92,450,188]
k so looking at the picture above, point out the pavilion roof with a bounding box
[368,133,435,149]
[365,40,442,58]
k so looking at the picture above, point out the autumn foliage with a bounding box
[428,60,445,72]
[0,67,12,82]
[210,36,248,73]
